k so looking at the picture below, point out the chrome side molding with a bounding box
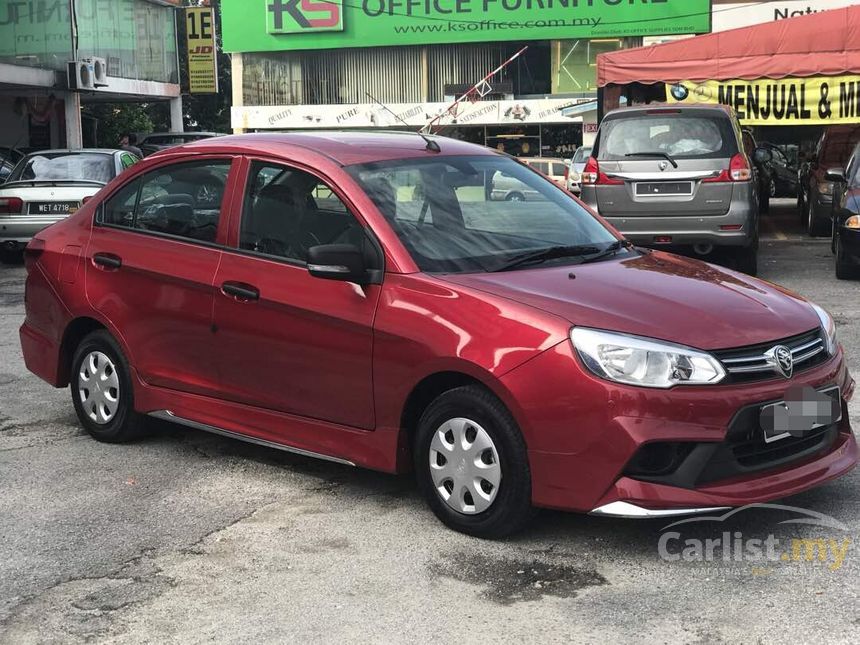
[589,501,731,518]
[148,410,356,467]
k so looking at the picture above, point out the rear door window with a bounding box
[98,160,232,244]
[596,114,734,160]
[552,163,566,176]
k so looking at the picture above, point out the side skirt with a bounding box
[149,410,356,467]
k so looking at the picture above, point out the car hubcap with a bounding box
[429,418,501,515]
[78,351,120,424]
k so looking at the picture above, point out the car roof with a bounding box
[21,149,120,156]
[604,103,735,119]
[163,131,500,166]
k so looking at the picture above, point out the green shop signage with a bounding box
[223,0,712,52]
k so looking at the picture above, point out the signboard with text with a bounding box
[186,7,218,94]
[666,76,860,125]
[711,1,855,33]
[222,0,712,52]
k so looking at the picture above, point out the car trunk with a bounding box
[1,185,98,217]
[594,158,734,217]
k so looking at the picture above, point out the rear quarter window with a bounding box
[596,113,737,161]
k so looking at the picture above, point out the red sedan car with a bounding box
[19,132,858,537]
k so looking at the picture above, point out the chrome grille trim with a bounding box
[716,331,826,377]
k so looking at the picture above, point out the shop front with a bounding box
[222,0,712,154]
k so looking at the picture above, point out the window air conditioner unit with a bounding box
[68,60,96,91]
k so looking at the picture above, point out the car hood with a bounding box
[439,251,820,351]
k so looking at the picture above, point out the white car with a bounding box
[565,146,592,195]
[0,149,138,258]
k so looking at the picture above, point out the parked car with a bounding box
[521,157,567,188]
[565,146,592,195]
[490,169,541,201]
[758,143,799,198]
[741,129,772,214]
[19,132,856,537]
[138,132,224,157]
[800,125,860,237]
[0,149,139,259]
[829,141,860,279]
[580,104,760,274]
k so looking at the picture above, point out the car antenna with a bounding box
[365,92,441,153]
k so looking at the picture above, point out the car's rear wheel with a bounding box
[71,330,146,443]
[505,192,525,202]
[835,235,858,280]
[807,199,829,237]
[414,385,533,538]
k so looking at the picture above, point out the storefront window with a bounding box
[552,39,624,94]
[0,1,177,82]
[0,1,72,71]
[76,0,178,84]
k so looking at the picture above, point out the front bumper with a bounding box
[500,341,858,514]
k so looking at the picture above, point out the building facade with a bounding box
[0,0,183,152]
[223,0,713,156]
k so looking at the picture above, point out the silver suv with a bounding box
[580,105,759,274]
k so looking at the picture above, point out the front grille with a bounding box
[713,329,827,383]
[731,426,835,467]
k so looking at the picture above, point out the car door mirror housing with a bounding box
[307,244,380,284]
[753,148,772,164]
[825,167,846,183]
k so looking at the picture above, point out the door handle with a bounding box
[93,253,122,269]
[221,281,260,302]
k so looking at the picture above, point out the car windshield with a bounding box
[572,147,592,164]
[347,155,619,273]
[597,114,732,160]
[8,153,114,184]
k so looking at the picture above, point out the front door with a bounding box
[86,157,238,397]
[212,160,381,430]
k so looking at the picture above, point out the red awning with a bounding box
[597,6,860,87]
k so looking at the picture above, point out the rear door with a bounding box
[593,109,738,217]
[85,156,239,398]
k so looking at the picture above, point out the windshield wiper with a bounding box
[624,151,679,168]
[491,244,606,272]
[577,240,633,265]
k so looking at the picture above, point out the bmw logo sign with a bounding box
[670,84,689,101]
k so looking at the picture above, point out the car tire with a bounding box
[807,199,829,237]
[414,385,534,538]
[835,235,858,280]
[759,189,770,214]
[769,178,777,198]
[505,192,525,202]
[734,242,758,276]
[0,248,23,265]
[70,330,147,443]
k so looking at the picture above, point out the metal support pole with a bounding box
[64,92,83,150]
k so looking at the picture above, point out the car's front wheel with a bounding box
[807,199,830,237]
[70,330,146,443]
[414,385,533,538]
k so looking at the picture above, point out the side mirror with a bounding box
[307,243,379,284]
[825,167,846,183]
[753,148,772,164]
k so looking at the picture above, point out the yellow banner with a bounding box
[666,76,860,125]
[186,7,218,95]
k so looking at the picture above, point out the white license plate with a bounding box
[760,386,841,443]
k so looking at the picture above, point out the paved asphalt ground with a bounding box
[1,199,859,644]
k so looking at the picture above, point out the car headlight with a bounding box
[570,328,726,389]
[811,303,838,355]
[570,171,581,183]
[818,181,834,196]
